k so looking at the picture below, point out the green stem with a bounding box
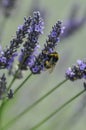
[0,72,32,129]
[14,72,32,94]
[29,89,85,130]
[7,70,19,91]
[0,73,33,112]
[0,100,6,129]
[1,78,68,130]
[7,54,32,91]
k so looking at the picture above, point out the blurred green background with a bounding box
[0,0,86,130]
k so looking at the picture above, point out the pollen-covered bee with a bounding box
[44,51,59,72]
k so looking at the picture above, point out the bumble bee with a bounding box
[44,51,59,72]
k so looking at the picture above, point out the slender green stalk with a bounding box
[29,89,86,130]
[0,73,33,110]
[0,99,6,129]
[0,73,32,129]
[1,79,68,130]
[7,70,19,91]
[0,72,32,129]
[14,72,32,94]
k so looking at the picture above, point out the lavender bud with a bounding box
[66,60,86,81]
[7,89,14,99]
[0,74,7,99]
[0,74,13,99]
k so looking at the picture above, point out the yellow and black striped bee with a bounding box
[44,51,59,72]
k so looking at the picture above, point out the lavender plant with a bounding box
[0,2,86,130]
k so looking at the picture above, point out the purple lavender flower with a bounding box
[66,60,86,81]
[30,21,63,74]
[61,4,86,40]
[18,11,44,70]
[0,74,7,99]
[0,74,13,99]
[0,12,63,76]
[0,14,33,69]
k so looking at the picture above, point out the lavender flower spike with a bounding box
[66,59,86,81]
[0,74,13,99]
[30,21,64,74]
[18,11,44,70]
[0,14,33,69]
[0,74,7,99]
